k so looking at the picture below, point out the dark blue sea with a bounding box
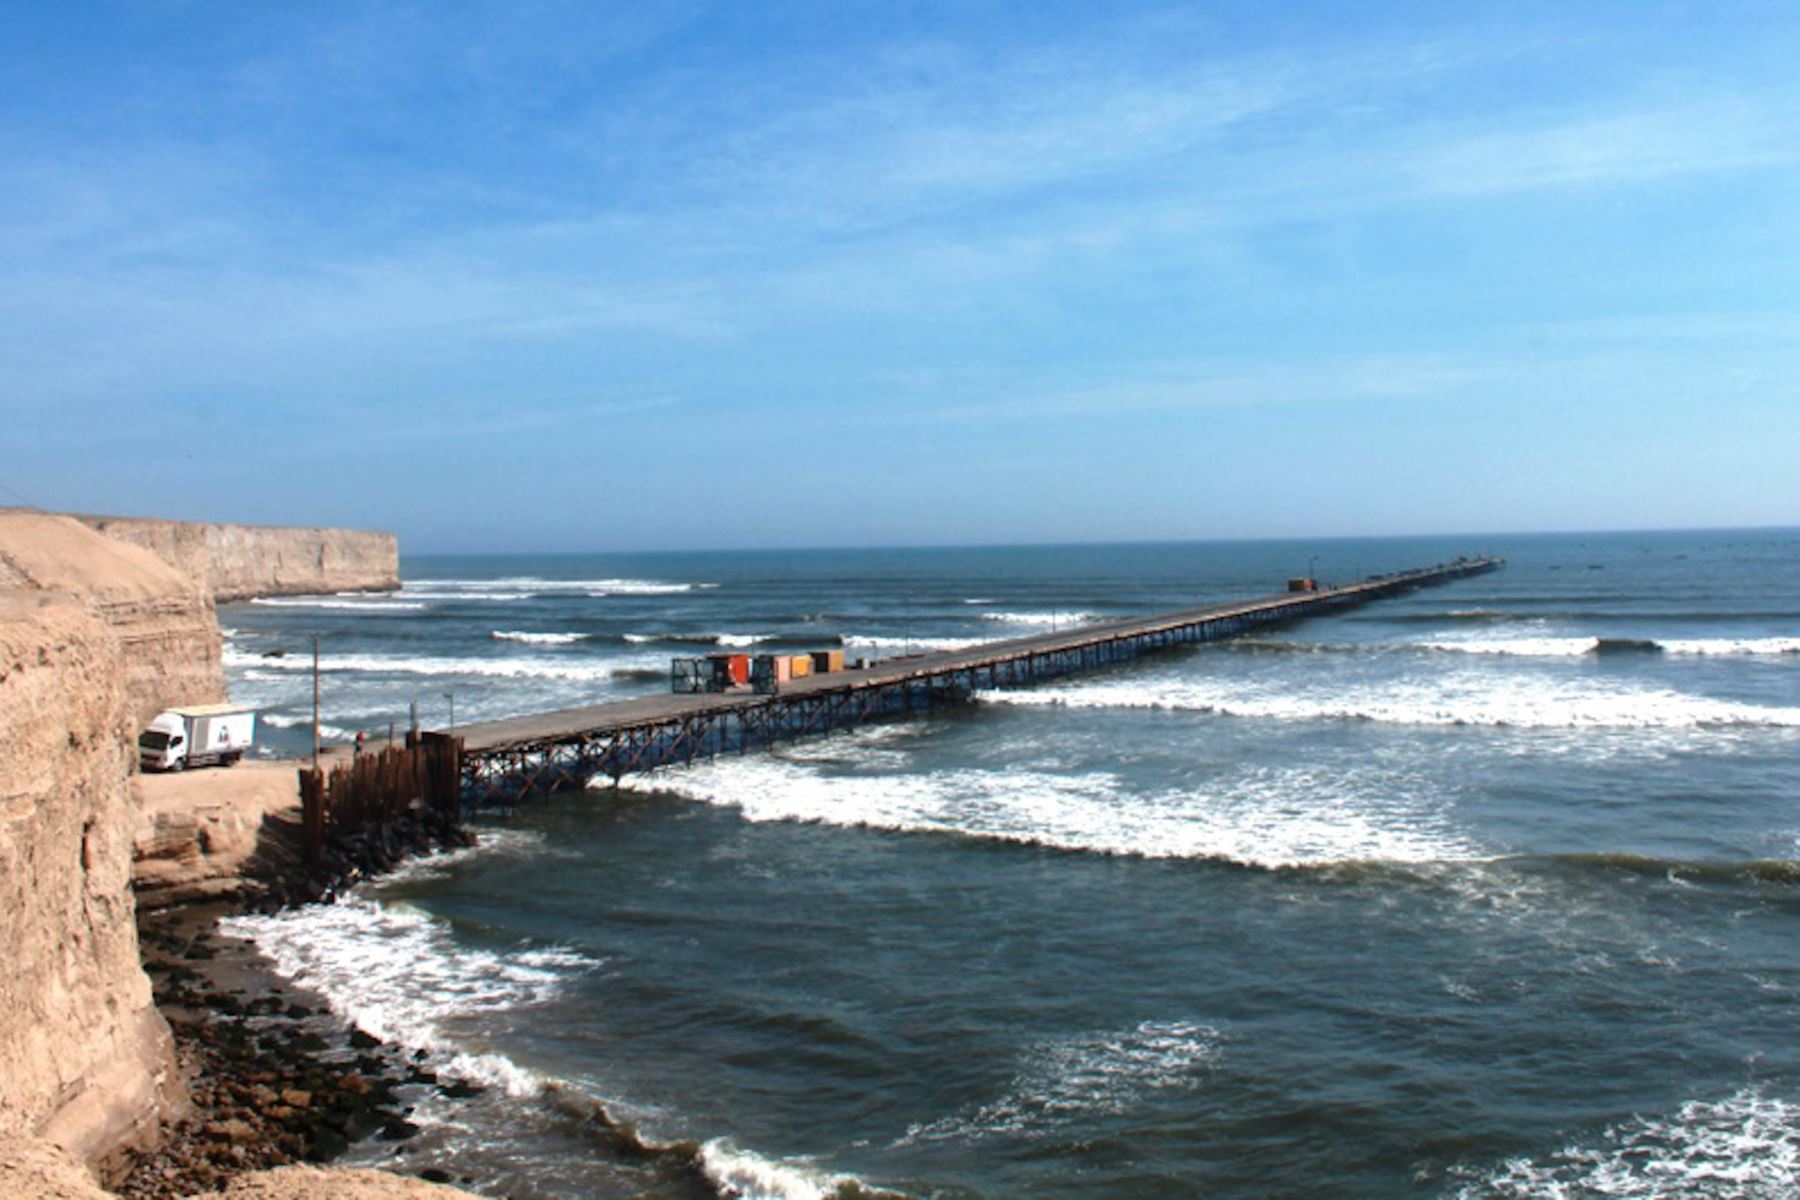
[219,530,1800,1198]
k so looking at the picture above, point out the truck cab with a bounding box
[137,714,188,771]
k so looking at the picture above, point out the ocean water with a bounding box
[219,530,1800,1198]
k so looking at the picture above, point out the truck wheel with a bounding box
[168,758,184,773]
[224,752,242,767]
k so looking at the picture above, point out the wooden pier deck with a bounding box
[451,556,1503,803]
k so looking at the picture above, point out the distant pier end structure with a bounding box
[452,557,1503,805]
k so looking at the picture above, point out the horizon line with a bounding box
[400,521,1799,559]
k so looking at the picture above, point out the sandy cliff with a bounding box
[0,592,182,1175]
[78,517,398,603]
[0,512,223,729]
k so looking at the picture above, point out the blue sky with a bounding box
[4,2,1797,552]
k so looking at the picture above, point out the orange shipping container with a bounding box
[790,655,813,679]
[811,650,845,674]
[709,653,751,685]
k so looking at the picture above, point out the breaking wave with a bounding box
[1422,636,1800,658]
[624,631,775,647]
[401,590,533,602]
[259,713,358,741]
[1450,1087,1800,1198]
[249,596,427,611]
[225,647,627,683]
[1225,636,1800,660]
[842,634,993,653]
[697,1140,905,1200]
[411,577,715,596]
[977,677,1800,730]
[980,610,1101,627]
[628,747,1482,869]
[491,630,590,645]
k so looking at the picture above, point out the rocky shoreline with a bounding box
[118,812,482,1198]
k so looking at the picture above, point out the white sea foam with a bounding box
[410,576,714,595]
[1660,637,1800,656]
[634,751,1479,868]
[590,582,711,597]
[491,630,589,645]
[624,632,772,647]
[1422,637,1608,658]
[261,712,358,741]
[768,723,938,772]
[1424,636,1800,658]
[980,610,1100,627]
[1450,1087,1800,1198]
[402,590,533,602]
[841,634,993,653]
[260,713,359,741]
[222,836,591,1099]
[377,831,573,887]
[225,647,624,683]
[978,676,1800,730]
[900,1020,1221,1144]
[249,597,428,611]
[697,1140,864,1200]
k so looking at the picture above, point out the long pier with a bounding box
[451,557,1503,805]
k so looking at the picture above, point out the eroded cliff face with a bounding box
[77,517,398,603]
[131,764,303,912]
[0,592,182,1176]
[0,512,223,728]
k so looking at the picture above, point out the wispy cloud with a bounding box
[630,32,1524,236]
[1401,99,1798,196]
[398,396,677,439]
[821,354,1485,428]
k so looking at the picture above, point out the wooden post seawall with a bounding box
[298,732,465,863]
[449,556,1503,806]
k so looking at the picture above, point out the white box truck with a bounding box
[138,704,257,771]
